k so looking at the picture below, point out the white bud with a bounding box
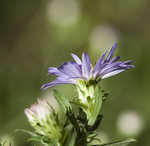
[24,108,35,121]
[24,96,62,141]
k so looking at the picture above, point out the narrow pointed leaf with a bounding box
[98,138,136,146]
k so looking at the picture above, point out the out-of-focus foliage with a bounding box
[0,0,150,145]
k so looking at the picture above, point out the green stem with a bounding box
[75,132,87,146]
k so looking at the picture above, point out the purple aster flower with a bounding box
[41,43,134,90]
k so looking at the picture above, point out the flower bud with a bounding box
[25,97,62,143]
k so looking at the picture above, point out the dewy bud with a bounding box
[24,97,62,143]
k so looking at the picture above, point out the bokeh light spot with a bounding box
[89,25,119,56]
[117,111,144,136]
[47,0,80,26]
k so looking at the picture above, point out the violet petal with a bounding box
[82,52,91,79]
[110,56,120,63]
[58,61,82,78]
[101,69,125,79]
[105,43,117,62]
[92,50,107,76]
[41,79,76,90]
[71,53,82,65]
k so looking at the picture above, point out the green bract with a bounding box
[76,80,103,126]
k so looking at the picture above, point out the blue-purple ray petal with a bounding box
[99,65,121,77]
[41,79,76,90]
[101,69,125,79]
[92,50,108,77]
[48,67,59,75]
[119,61,134,68]
[123,60,133,65]
[99,61,122,74]
[48,67,68,78]
[123,64,135,69]
[58,61,82,78]
[105,43,117,62]
[110,56,120,63]
[82,53,91,79]
[99,61,134,79]
[71,53,82,65]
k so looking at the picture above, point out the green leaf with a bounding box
[98,138,136,146]
[88,86,103,126]
[53,89,71,113]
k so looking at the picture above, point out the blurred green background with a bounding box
[0,0,150,145]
